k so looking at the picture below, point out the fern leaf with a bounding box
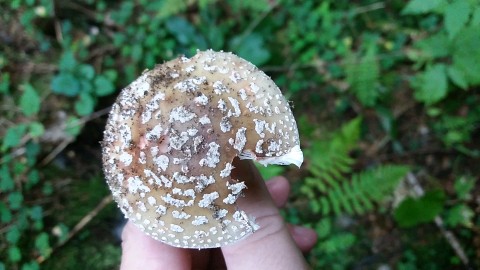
[328,189,342,215]
[346,165,409,215]
[316,217,332,239]
[310,165,409,215]
[320,197,330,215]
[319,233,356,254]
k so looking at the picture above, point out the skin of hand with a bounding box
[120,160,317,270]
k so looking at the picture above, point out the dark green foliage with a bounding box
[297,118,409,267]
[1,0,480,269]
[302,118,408,216]
[394,190,446,228]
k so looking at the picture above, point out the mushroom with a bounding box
[102,50,303,249]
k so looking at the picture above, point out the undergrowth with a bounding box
[1,0,479,269]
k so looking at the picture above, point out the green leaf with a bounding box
[157,0,190,19]
[26,170,40,188]
[94,75,115,96]
[165,16,207,48]
[42,182,54,196]
[256,164,286,180]
[19,84,41,116]
[8,192,24,210]
[229,0,270,12]
[51,73,81,96]
[29,205,43,221]
[77,64,95,80]
[446,66,467,90]
[25,142,40,165]
[35,232,51,257]
[319,233,356,254]
[29,122,45,138]
[412,64,447,105]
[75,92,95,116]
[103,69,118,82]
[472,6,480,26]
[65,116,82,137]
[53,223,69,242]
[230,33,271,66]
[8,246,21,262]
[21,261,40,270]
[80,79,93,93]
[451,26,480,85]
[402,0,444,15]
[58,51,77,72]
[13,161,26,175]
[0,72,10,94]
[0,202,12,223]
[338,117,362,149]
[394,190,445,227]
[415,32,449,59]
[444,0,471,39]
[6,227,21,244]
[0,165,14,191]
[2,124,28,151]
[316,218,332,239]
[345,49,380,107]
[445,204,473,227]
[454,177,475,200]
[131,44,143,62]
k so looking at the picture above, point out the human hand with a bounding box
[120,160,317,269]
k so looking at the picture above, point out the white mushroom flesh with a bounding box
[102,50,303,249]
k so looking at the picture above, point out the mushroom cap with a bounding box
[102,50,303,249]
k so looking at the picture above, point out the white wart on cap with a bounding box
[102,50,303,249]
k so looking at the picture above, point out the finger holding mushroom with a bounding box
[102,50,303,249]
[120,168,316,270]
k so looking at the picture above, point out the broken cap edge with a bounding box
[239,145,304,168]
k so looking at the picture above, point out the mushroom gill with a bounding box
[102,50,303,248]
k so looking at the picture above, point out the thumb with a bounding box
[221,160,310,270]
[120,221,191,270]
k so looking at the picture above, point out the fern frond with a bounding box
[324,165,409,215]
[315,217,332,239]
[308,141,354,184]
[319,233,356,254]
[302,117,409,216]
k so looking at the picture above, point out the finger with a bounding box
[265,176,290,208]
[288,225,318,253]
[222,160,310,270]
[120,221,191,270]
[267,177,317,252]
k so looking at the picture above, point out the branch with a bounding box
[405,173,471,268]
[36,195,113,264]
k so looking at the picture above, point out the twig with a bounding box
[0,147,25,165]
[39,106,111,166]
[405,173,471,268]
[36,195,113,264]
[76,106,111,126]
[63,2,99,20]
[52,2,63,44]
[39,138,73,166]
[364,99,416,157]
[349,2,385,16]
[233,1,279,48]
[10,62,58,74]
